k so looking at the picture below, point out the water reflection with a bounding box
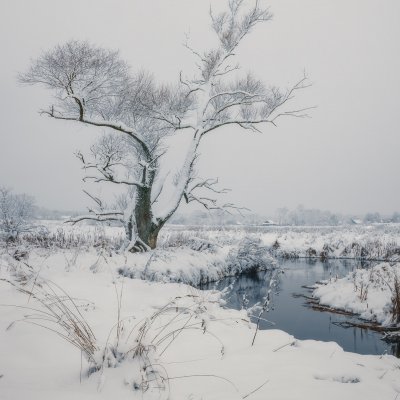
[202,259,399,357]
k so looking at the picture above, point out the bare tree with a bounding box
[0,187,36,240]
[20,0,311,252]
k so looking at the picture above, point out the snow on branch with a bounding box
[187,177,230,196]
[41,108,152,160]
[202,0,273,79]
[82,176,145,187]
[19,41,178,161]
[202,74,313,135]
[210,0,272,53]
[65,190,124,225]
[66,213,123,225]
[184,192,248,215]
[184,177,247,215]
[137,83,196,132]
[75,135,147,188]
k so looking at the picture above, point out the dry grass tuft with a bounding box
[1,274,98,363]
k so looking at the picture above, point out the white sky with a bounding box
[0,0,399,215]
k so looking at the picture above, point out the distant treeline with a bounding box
[169,206,400,226]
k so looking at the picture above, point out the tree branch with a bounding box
[41,109,151,160]
[187,177,230,196]
[82,175,145,187]
[201,106,314,135]
[66,213,123,225]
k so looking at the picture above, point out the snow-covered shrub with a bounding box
[276,248,301,259]
[0,252,33,284]
[320,244,335,260]
[272,239,280,249]
[0,187,36,241]
[226,237,276,274]
[390,272,400,324]
[7,245,30,261]
[340,240,400,261]
[306,247,318,257]
[160,231,219,253]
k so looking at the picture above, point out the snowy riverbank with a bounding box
[313,262,400,328]
[1,252,400,400]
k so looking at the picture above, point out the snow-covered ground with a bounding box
[313,262,400,327]
[1,250,400,400]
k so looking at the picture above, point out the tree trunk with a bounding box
[126,186,163,252]
[147,225,161,249]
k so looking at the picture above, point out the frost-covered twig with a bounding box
[251,268,282,346]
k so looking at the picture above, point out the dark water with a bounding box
[202,259,399,357]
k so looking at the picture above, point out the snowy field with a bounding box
[1,221,400,399]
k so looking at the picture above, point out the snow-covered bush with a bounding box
[0,187,36,241]
[226,237,276,275]
[160,231,219,253]
[391,273,400,324]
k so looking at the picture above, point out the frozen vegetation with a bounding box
[265,225,400,262]
[162,223,400,264]
[2,222,400,286]
[313,262,400,330]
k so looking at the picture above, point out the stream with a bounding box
[202,259,399,357]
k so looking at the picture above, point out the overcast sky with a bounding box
[0,0,399,215]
